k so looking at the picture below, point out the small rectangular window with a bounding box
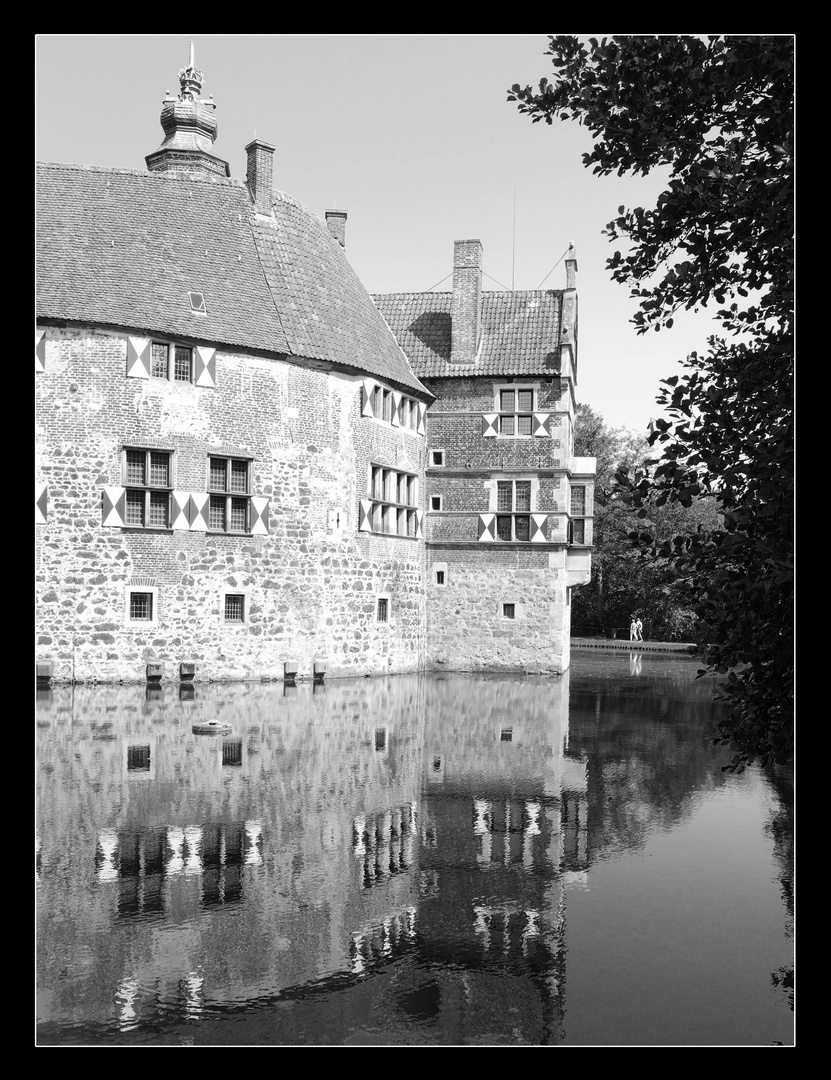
[503,603,515,620]
[127,745,152,771]
[377,598,389,623]
[224,594,245,622]
[500,728,513,742]
[436,570,445,586]
[431,450,444,467]
[431,496,442,511]
[130,592,153,621]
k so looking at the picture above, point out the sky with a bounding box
[35,34,725,433]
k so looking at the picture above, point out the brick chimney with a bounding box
[450,239,483,365]
[325,209,347,249]
[245,139,275,215]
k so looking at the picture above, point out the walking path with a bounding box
[571,636,699,654]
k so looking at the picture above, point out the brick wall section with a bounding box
[36,326,427,684]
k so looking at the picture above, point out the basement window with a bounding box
[224,594,246,623]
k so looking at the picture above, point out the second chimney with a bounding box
[450,239,483,365]
[325,209,347,250]
[245,139,275,215]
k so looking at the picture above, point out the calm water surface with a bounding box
[35,651,794,1046]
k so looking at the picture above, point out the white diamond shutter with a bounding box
[126,337,151,379]
[171,491,192,530]
[194,346,216,388]
[250,497,270,535]
[391,390,402,427]
[478,513,496,541]
[36,484,48,524]
[482,414,498,437]
[417,402,427,436]
[36,329,46,372]
[189,492,210,532]
[359,498,373,532]
[415,509,423,539]
[362,379,377,417]
[532,413,552,437]
[530,514,548,542]
[102,487,127,527]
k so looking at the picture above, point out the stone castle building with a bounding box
[35,51,594,685]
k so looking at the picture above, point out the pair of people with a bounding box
[629,616,643,642]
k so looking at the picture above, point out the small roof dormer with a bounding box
[145,41,230,180]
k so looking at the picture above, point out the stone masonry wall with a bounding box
[426,547,569,674]
[35,326,427,684]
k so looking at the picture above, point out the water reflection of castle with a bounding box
[36,674,588,1044]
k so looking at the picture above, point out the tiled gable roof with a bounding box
[371,290,563,378]
[36,162,429,397]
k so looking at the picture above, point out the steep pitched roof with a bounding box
[371,290,563,379]
[36,162,430,397]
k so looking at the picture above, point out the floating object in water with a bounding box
[191,720,233,735]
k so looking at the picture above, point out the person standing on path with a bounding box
[630,617,638,642]
[636,617,644,642]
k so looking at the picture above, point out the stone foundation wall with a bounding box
[426,547,570,674]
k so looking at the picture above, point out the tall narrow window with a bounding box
[122,449,172,529]
[208,456,252,534]
[496,480,532,541]
[377,598,389,623]
[570,486,586,544]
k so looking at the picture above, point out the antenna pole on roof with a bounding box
[189,40,195,68]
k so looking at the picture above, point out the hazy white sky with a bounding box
[35,34,724,432]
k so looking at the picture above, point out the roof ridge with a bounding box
[36,160,247,190]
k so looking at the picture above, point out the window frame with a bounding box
[502,603,516,621]
[431,449,445,467]
[497,386,535,438]
[569,484,587,545]
[377,596,390,623]
[207,455,253,535]
[148,339,194,384]
[121,447,174,530]
[367,464,419,539]
[124,585,160,628]
[495,479,533,543]
[220,589,250,625]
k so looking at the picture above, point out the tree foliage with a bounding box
[510,37,793,770]
[572,404,718,642]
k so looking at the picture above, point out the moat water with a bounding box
[35,651,794,1046]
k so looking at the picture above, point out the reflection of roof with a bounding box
[36,162,430,397]
[372,290,563,378]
